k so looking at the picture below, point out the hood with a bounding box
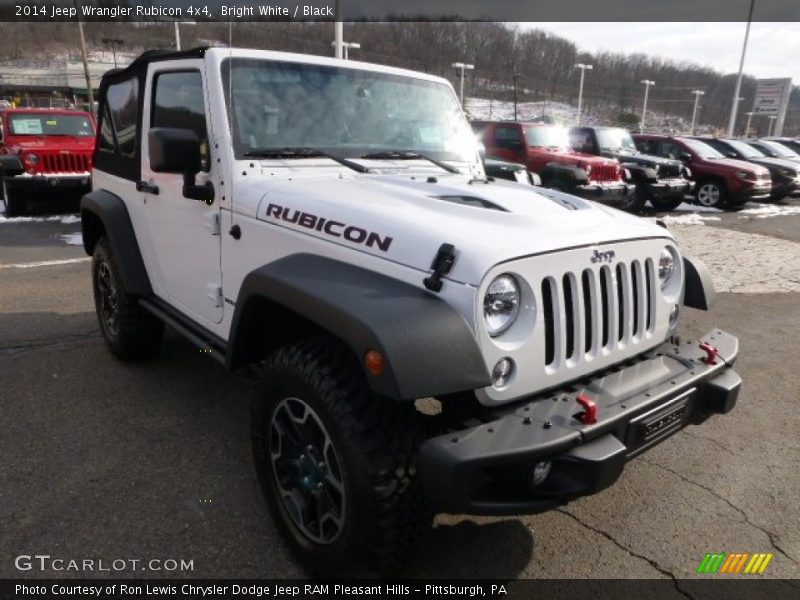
[703,157,767,173]
[247,171,671,286]
[745,156,800,173]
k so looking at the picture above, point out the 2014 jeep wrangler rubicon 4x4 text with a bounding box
[81,48,741,573]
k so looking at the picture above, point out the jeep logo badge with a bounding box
[591,249,616,263]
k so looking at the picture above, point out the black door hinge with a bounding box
[423,243,456,292]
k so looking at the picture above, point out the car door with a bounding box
[491,124,528,165]
[139,62,223,325]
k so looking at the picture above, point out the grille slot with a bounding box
[39,152,90,173]
[541,258,654,368]
[590,164,619,182]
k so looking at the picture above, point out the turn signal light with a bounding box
[363,349,385,376]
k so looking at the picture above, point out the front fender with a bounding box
[228,254,491,400]
[683,255,715,310]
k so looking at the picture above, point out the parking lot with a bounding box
[1,198,799,582]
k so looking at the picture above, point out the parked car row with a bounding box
[0,107,96,216]
[472,120,800,212]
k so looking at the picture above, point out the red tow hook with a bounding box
[699,341,719,365]
[575,394,598,425]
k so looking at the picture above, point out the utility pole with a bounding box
[174,22,196,51]
[451,62,475,107]
[102,38,123,68]
[333,0,343,59]
[728,0,755,137]
[75,0,94,117]
[745,111,754,137]
[640,80,655,133]
[331,41,360,60]
[690,89,705,135]
[575,63,593,126]
[512,72,518,121]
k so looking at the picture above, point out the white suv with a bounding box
[81,47,741,573]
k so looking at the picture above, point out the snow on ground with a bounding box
[672,202,725,214]
[648,213,721,226]
[737,204,800,218]
[668,224,800,293]
[0,214,80,225]
[59,233,83,246]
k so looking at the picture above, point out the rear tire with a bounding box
[251,338,433,575]
[619,187,646,213]
[694,179,726,208]
[91,236,164,360]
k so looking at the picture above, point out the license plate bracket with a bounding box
[626,389,695,456]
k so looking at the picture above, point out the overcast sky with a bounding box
[530,22,797,83]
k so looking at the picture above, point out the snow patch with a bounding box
[647,213,721,226]
[59,233,84,246]
[673,202,723,214]
[0,214,81,225]
[738,204,800,219]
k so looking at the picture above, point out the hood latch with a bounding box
[423,243,456,292]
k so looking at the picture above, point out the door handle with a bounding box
[137,181,159,195]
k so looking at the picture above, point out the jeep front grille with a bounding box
[658,164,682,179]
[589,164,619,182]
[541,260,655,368]
[41,152,91,173]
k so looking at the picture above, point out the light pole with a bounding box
[451,62,475,107]
[174,21,196,51]
[745,111,754,137]
[74,0,94,117]
[102,38,123,68]
[767,115,777,136]
[330,41,360,60]
[728,0,755,137]
[575,63,593,126]
[690,90,705,135]
[640,80,655,133]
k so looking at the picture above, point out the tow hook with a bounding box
[699,341,719,365]
[575,394,598,425]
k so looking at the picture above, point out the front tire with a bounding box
[649,194,684,212]
[91,236,164,360]
[251,338,432,574]
[1,176,26,216]
[695,180,726,208]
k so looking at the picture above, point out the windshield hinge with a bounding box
[423,243,456,292]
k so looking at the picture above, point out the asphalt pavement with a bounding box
[1,199,799,582]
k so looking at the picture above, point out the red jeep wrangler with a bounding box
[472,121,634,207]
[0,108,95,215]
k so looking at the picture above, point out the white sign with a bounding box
[752,78,791,116]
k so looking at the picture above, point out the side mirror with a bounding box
[148,128,214,204]
[149,128,201,174]
[726,151,737,159]
[679,152,692,163]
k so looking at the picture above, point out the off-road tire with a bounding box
[1,176,25,216]
[649,194,684,212]
[251,337,433,575]
[694,179,726,208]
[91,236,164,360]
[619,187,647,213]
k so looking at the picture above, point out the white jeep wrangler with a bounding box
[81,47,741,572]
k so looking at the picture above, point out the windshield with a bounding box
[222,58,475,162]
[7,113,94,137]
[524,125,570,148]
[757,140,797,158]
[595,128,637,153]
[725,139,764,158]
[679,138,725,159]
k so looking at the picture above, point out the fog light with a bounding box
[669,303,680,329]
[491,357,514,388]
[532,460,552,487]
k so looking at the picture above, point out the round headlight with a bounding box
[658,246,678,289]
[24,153,38,166]
[484,274,520,336]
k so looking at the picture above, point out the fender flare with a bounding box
[0,155,23,177]
[540,162,589,187]
[80,189,152,296]
[683,255,715,310]
[227,254,491,400]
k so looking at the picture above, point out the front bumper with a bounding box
[573,181,634,202]
[419,329,740,515]
[7,173,91,195]
[648,179,694,199]
[733,181,772,202]
[770,177,800,199]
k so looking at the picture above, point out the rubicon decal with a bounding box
[696,552,773,575]
[265,204,394,251]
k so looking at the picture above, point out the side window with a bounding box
[152,71,209,171]
[106,78,139,158]
[659,142,681,160]
[570,129,593,152]
[98,104,116,152]
[493,125,523,150]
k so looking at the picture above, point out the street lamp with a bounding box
[452,62,475,107]
[728,0,755,137]
[744,111,754,137]
[102,37,123,69]
[331,41,360,60]
[767,115,778,136]
[690,90,705,135]
[575,63,593,126]
[174,21,196,51]
[640,80,655,133]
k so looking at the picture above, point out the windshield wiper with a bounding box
[360,150,461,174]
[243,147,370,174]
